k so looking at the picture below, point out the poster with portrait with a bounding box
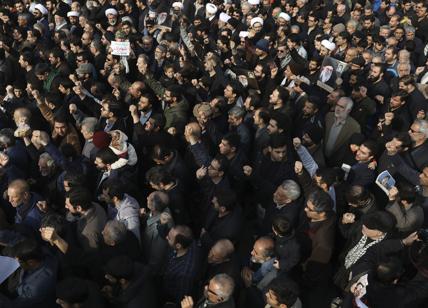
[376,170,396,194]
[317,56,349,92]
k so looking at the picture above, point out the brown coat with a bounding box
[38,102,82,154]
[324,112,361,166]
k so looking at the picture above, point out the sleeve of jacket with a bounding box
[65,127,82,154]
[385,201,423,232]
[189,142,212,167]
[143,72,166,98]
[296,146,319,177]
[37,102,55,126]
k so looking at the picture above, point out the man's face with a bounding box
[54,122,67,136]
[228,114,240,127]
[254,65,264,80]
[355,145,372,162]
[101,103,111,118]
[48,53,58,66]
[389,95,403,109]
[138,96,151,112]
[267,119,279,134]
[65,197,78,214]
[251,241,267,263]
[224,85,234,99]
[36,73,48,81]
[384,49,395,62]
[15,2,24,13]
[219,139,232,155]
[7,188,25,207]
[273,186,288,206]
[207,159,222,178]
[163,90,173,103]
[334,99,349,119]
[80,125,93,140]
[409,123,425,143]
[269,89,280,105]
[270,145,287,162]
[207,245,222,264]
[38,159,52,177]
[344,50,357,63]
[94,157,107,171]
[302,101,317,117]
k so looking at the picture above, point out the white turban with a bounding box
[105,8,118,17]
[278,12,291,22]
[206,3,218,14]
[250,17,264,28]
[34,4,48,15]
[321,39,336,51]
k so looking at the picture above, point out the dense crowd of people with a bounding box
[0,0,428,307]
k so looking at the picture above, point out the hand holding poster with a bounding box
[111,41,130,57]
[317,56,349,92]
[375,170,396,194]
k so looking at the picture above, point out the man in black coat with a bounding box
[102,256,157,307]
[200,189,243,250]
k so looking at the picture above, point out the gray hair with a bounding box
[414,119,428,138]
[151,191,169,212]
[338,97,354,112]
[0,129,15,147]
[81,117,98,133]
[104,220,128,244]
[404,25,416,33]
[280,180,301,201]
[211,274,235,301]
[39,152,55,167]
[228,106,245,118]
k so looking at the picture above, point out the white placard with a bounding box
[111,41,130,57]
[0,256,20,284]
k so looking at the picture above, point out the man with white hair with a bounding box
[324,97,361,166]
[181,273,236,308]
[261,180,302,233]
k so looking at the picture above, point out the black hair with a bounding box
[213,189,237,211]
[267,278,299,307]
[397,180,417,204]
[96,148,118,165]
[269,111,290,132]
[63,171,87,189]
[105,256,135,280]
[269,133,288,149]
[222,133,240,151]
[67,187,93,211]
[103,179,126,200]
[56,277,89,304]
[272,215,292,236]
[315,168,336,188]
[307,189,333,213]
[146,166,175,185]
[10,238,42,262]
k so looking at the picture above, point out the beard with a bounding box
[367,75,379,82]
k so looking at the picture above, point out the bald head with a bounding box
[7,179,30,208]
[185,122,202,139]
[251,236,275,263]
[208,239,235,264]
[147,191,169,213]
[210,274,235,301]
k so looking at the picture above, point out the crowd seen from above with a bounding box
[0,0,428,307]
